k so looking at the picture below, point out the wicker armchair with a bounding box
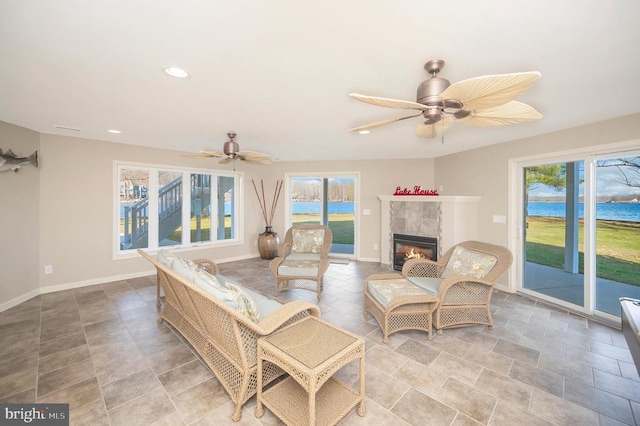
[269,224,333,301]
[402,240,513,334]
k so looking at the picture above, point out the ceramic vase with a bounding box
[258,226,280,260]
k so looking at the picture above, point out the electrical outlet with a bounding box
[373,243,379,250]
[44,265,53,274]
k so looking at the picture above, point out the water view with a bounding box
[528,202,640,222]
[292,201,355,214]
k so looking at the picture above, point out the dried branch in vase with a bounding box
[251,179,283,228]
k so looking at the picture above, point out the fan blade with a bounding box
[459,101,543,127]
[350,113,423,132]
[439,71,541,111]
[237,150,270,159]
[415,115,453,138]
[183,149,223,158]
[349,93,427,110]
[201,150,223,157]
[245,157,272,165]
[183,153,213,158]
[219,157,233,164]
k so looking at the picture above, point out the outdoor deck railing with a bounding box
[122,175,212,249]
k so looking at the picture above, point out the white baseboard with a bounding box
[0,289,40,313]
[39,269,157,294]
[1,253,264,313]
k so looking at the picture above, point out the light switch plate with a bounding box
[492,215,507,224]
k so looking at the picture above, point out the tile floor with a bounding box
[1,257,639,425]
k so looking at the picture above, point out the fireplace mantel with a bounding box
[378,195,480,203]
[378,195,481,267]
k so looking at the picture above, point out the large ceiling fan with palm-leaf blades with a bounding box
[349,59,542,138]
[185,132,271,165]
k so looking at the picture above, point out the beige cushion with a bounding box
[442,246,497,279]
[278,258,319,277]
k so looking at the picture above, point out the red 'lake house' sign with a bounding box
[393,186,439,196]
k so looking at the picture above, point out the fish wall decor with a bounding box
[0,149,38,173]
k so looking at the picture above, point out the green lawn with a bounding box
[141,213,640,286]
[166,216,231,242]
[526,216,640,286]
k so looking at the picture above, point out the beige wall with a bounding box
[434,113,640,249]
[4,112,639,309]
[37,133,268,291]
[34,132,435,295]
[0,121,40,307]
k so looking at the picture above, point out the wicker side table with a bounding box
[255,316,366,426]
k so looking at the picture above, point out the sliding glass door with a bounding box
[523,161,585,307]
[594,154,640,315]
[287,174,357,256]
[518,151,640,319]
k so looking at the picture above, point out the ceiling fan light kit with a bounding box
[349,59,542,138]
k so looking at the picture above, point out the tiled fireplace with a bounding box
[378,195,480,268]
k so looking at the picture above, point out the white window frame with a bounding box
[114,161,243,259]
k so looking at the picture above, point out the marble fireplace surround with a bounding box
[378,195,481,267]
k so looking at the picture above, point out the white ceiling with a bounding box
[1,1,640,162]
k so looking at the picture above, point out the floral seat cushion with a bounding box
[367,278,431,308]
[442,246,498,279]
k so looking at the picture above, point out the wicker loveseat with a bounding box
[138,250,321,422]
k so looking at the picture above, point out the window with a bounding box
[116,162,241,256]
[285,173,358,257]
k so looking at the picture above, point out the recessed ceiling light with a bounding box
[108,129,122,134]
[163,66,190,78]
[358,130,370,135]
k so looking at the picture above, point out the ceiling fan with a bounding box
[186,132,271,165]
[349,59,542,138]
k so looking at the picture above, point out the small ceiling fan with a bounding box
[186,132,271,165]
[349,59,542,138]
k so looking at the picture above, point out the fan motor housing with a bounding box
[416,77,450,106]
[223,141,240,156]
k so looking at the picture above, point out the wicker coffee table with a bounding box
[255,316,366,426]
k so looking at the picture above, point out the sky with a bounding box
[528,158,640,198]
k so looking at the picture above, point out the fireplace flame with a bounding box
[405,248,426,260]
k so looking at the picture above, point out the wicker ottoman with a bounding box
[364,273,439,342]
